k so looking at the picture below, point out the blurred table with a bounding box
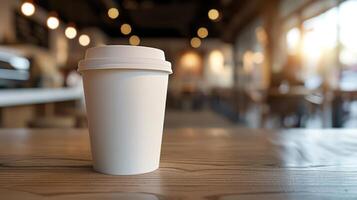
[1,128,357,199]
[0,87,84,127]
[0,87,83,107]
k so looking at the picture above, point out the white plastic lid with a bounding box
[78,45,172,74]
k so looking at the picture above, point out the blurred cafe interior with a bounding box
[0,0,357,129]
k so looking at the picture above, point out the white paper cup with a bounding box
[78,45,172,175]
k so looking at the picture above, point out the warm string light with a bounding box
[107,6,140,46]
[19,2,92,46]
[129,35,140,46]
[107,8,119,19]
[190,37,201,48]
[20,2,220,48]
[79,34,90,46]
[119,23,140,46]
[191,8,221,48]
[121,23,132,35]
[20,2,141,48]
[46,16,59,30]
[197,27,208,38]
[65,25,77,39]
[21,1,35,16]
[208,9,220,21]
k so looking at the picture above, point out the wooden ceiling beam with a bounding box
[221,0,265,42]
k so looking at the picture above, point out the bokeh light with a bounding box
[47,16,59,30]
[129,35,140,45]
[121,23,132,35]
[79,34,90,46]
[108,8,119,19]
[21,2,35,16]
[65,26,77,39]
[197,27,208,38]
[208,9,220,21]
[190,37,201,48]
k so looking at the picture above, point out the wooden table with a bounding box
[1,128,357,199]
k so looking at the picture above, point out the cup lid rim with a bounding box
[78,45,172,74]
[86,45,165,57]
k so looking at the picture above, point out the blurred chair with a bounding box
[331,90,357,128]
[28,116,76,128]
[261,87,308,128]
[28,102,86,128]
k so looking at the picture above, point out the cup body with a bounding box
[82,69,169,175]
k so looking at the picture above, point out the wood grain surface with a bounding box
[0,128,357,199]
